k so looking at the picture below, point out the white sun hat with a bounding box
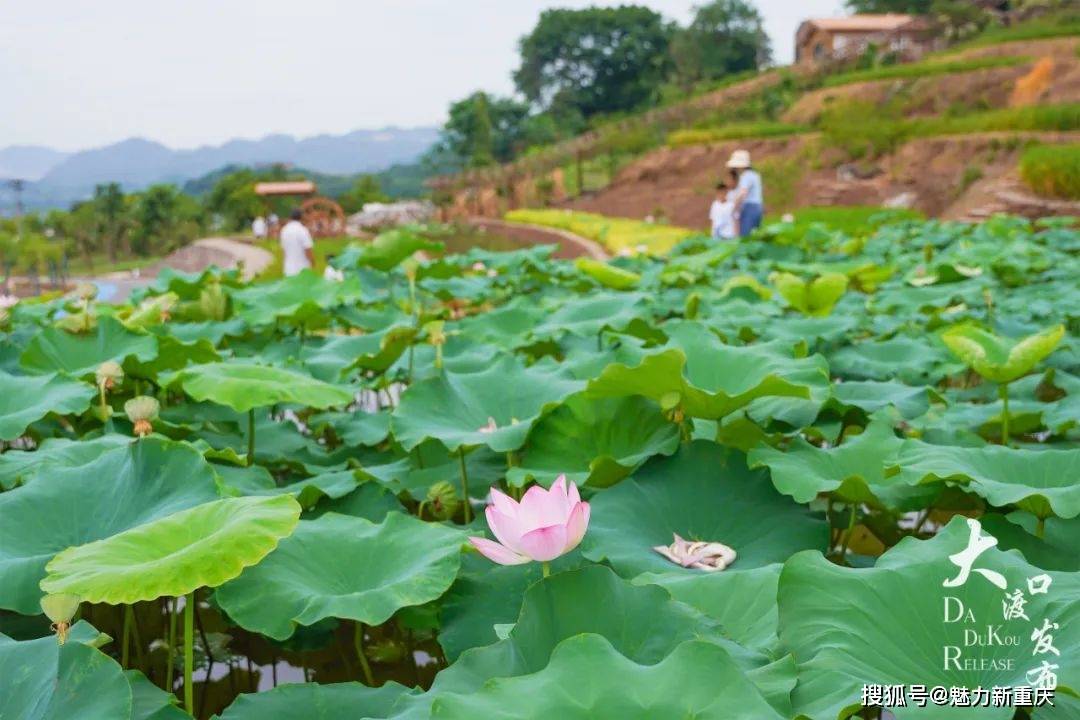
[726,149,752,169]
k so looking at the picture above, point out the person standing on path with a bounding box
[252,215,268,240]
[280,208,315,276]
[727,150,764,237]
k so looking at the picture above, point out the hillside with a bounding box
[442,29,1080,225]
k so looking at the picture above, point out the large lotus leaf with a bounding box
[438,552,585,662]
[758,315,860,350]
[529,292,647,340]
[660,244,737,285]
[20,316,158,377]
[0,626,132,719]
[310,410,391,447]
[41,494,300,603]
[981,513,1080,572]
[215,512,465,640]
[582,441,829,577]
[300,325,416,381]
[213,681,416,720]
[390,355,584,452]
[427,635,787,720]
[230,270,366,326]
[828,335,962,384]
[165,319,247,345]
[0,435,132,489]
[778,516,1080,720]
[586,328,819,420]
[126,669,187,720]
[941,324,1065,384]
[772,271,848,317]
[358,442,505,502]
[635,564,783,652]
[748,415,936,510]
[507,394,679,489]
[894,441,1080,519]
[336,228,443,272]
[453,300,546,350]
[160,361,354,413]
[125,333,220,378]
[0,438,220,613]
[215,465,359,510]
[0,371,94,441]
[574,257,641,289]
[829,379,939,419]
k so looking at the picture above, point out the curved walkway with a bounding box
[163,237,274,280]
[465,217,608,260]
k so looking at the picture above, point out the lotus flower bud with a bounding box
[125,396,160,437]
[96,361,124,392]
[199,281,228,321]
[74,282,97,301]
[426,481,461,521]
[41,593,81,645]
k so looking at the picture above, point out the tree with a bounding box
[671,0,772,86]
[338,175,389,214]
[92,183,127,262]
[845,0,933,11]
[437,92,543,167]
[130,185,203,256]
[514,6,673,119]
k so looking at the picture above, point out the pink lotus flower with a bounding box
[469,475,590,566]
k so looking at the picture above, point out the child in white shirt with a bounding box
[709,181,737,240]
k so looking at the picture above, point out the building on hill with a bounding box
[795,14,942,66]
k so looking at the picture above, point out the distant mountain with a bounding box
[0,145,71,181]
[1,126,440,210]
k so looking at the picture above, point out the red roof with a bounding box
[804,14,917,32]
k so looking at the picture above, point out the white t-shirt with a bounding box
[251,217,267,238]
[710,197,737,239]
[280,220,314,276]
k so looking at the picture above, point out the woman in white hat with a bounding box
[727,149,763,237]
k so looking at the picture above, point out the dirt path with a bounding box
[157,237,273,280]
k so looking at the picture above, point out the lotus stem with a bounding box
[407,344,415,384]
[353,622,375,686]
[165,597,176,692]
[999,383,1010,446]
[1036,517,1046,539]
[184,592,194,714]
[247,408,255,466]
[542,561,551,578]
[458,448,472,524]
[121,604,132,668]
[839,504,857,562]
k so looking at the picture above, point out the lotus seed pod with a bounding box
[125,396,160,437]
[74,282,98,301]
[426,481,461,521]
[424,320,446,346]
[96,361,124,391]
[41,593,81,645]
[199,282,228,321]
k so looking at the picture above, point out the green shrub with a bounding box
[667,122,808,147]
[822,55,1027,88]
[908,103,1080,136]
[1020,144,1080,199]
[505,209,699,255]
[956,11,1080,48]
[773,206,925,235]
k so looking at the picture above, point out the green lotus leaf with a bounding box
[586,325,819,420]
[0,625,132,720]
[529,292,646,340]
[41,494,300,603]
[335,228,443,271]
[0,435,132,490]
[828,335,962,384]
[230,270,366,326]
[894,441,1080,519]
[307,482,405,521]
[0,438,220,613]
[941,323,1065,384]
[0,371,94,441]
[126,669,187,720]
[310,410,391,447]
[635,564,783,652]
[771,271,848,317]
[160,361,354,413]
[20,316,158,377]
[216,465,360,510]
[427,634,787,720]
[507,394,679,488]
[759,315,860,350]
[438,552,585,662]
[215,512,465,640]
[125,333,220,378]
[660,244,737,286]
[213,681,416,720]
[582,441,829,576]
[981,513,1080,572]
[748,415,936,510]
[454,300,546,350]
[829,379,940,419]
[300,325,417,381]
[574,257,641,289]
[778,516,1080,720]
[390,355,584,452]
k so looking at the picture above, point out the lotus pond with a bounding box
[1,215,1079,719]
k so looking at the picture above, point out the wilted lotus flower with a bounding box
[469,475,590,568]
[73,282,97,301]
[653,533,736,572]
[96,360,124,392]
[125,396,160,437]
[41,593,81,645]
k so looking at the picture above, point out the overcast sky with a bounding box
[1,0,842,151]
